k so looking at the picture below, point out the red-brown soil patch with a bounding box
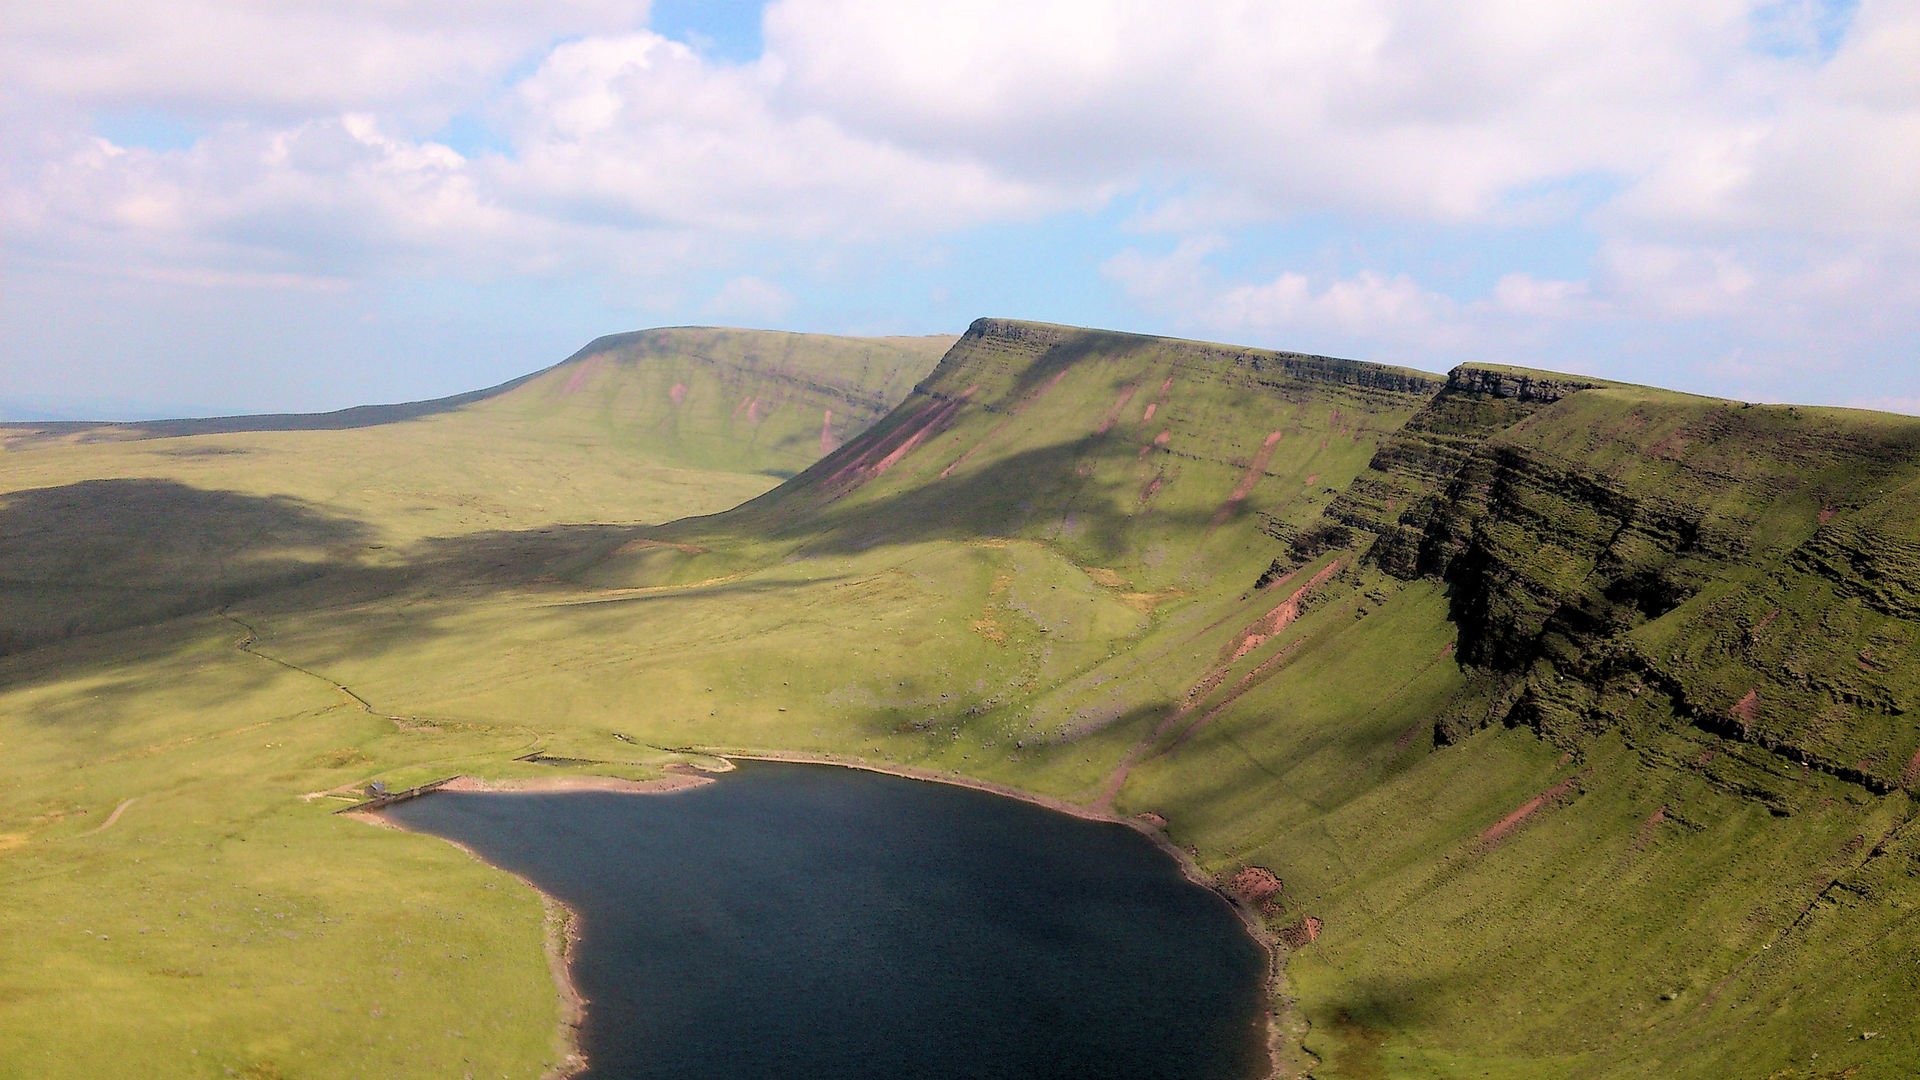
[1279,916,1322,947]
[1095,384,1140,435]
[1227,558,1344,662]
[1901,746,1920,789]
[1172,641,1305,752]
[439,773,712,796]
[828,388,976,492]
[1209,430,1285,529]
[668,381,688,406]
[1094,560,1343,808]
[1227,866,1284,908]
[1478,773,1584,846]
[1633,805,1668,850]
[560,355,603,395]
[1139,429,1172,459]
[1729,689,1761,727]
[1819,503,1837,524]
[870,394,969,474]
[1138,470,1165,506]
[1139,373,1174,424]
[1647,429,1694,460]
[820,408,838,455]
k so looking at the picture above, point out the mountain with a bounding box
[0,327,949,654]
[1,318,1916,1079]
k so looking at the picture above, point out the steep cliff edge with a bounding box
[1301,369,1920,794]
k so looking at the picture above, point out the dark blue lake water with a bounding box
[382,760,1269,1079]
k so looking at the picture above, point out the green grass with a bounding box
[4,319,1919,1078]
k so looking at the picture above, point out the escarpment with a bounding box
[1291,366,1920,791]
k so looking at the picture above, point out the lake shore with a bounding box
[355,768,718,1078]
[360,753,1287,1080]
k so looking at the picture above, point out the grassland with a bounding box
[3,318,1917,1078]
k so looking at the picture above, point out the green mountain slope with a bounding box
[0,327,950,654]
[2,318,1917,1079]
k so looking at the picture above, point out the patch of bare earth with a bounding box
[438,774,713,796]
[1901,747,1920,790]
[1094,384,1140,435]
[1634,805,1669,851]
[1092,559,1343,809]
[1209,430,1285,531]
[1226,866,1285,914]
[1478,773,1585,848]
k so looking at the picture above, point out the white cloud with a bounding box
[763,0,1760,223]
[4,0,1919,413]
[706,275,794,323]
[1102,241,1465,351]
[497,32,1058,240]
[1598,241,1759,318]
[1613,3,1920,242]
[0,0,653,120]
[1489,274,1594,319]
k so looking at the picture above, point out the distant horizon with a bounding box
[8,314,1919,425]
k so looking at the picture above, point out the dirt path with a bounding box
[224,612,410,724]
[81,797,137,836]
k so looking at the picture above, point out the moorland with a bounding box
[3,318,1917,1079]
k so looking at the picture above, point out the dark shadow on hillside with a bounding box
[754,435,1227,565]
[1004,329,1148,399]
[1307,975,1457,1076]
[0,479,660,669]
[0,479,375,656]
[0,475,865,714]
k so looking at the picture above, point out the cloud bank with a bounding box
[2,0,1914,414]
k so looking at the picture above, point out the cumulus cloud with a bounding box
[497,32,1057,239]
[1102,239,1468,354]
[13,1,1920,279]
[765,0,1759,222]
[706,275,794,322]
[0,0,653,120]
[4,0,1919,413]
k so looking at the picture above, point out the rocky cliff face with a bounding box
[1302,367,1920,789]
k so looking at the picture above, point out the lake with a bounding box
[381,760,1270,1079]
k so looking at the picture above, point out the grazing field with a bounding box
[3,318,1918,1078]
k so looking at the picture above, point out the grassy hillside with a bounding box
[3,318,1917,1079]
[0,327,949,654]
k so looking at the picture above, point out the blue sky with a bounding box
[2,0,1915,419]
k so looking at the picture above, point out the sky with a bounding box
[2,0,1916,419]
